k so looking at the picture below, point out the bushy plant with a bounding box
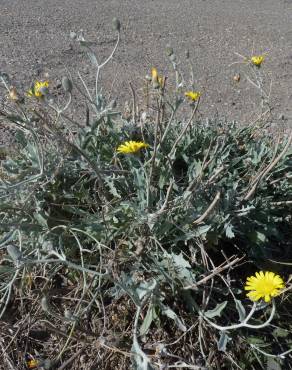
[0,21,292,370]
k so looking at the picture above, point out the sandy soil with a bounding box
[1,0,292,136]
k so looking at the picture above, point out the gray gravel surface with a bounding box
[1,0,292,136]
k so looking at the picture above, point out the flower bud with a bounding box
[0,72,10,84]
[112,18,121,32]
[39,86,49,96]
[166,44,174,57]
[62,76,73,93]
[8,87,20,102]
[70,31,77,40]
[169,54,176,62]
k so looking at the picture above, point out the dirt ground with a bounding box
[1,0,292,138]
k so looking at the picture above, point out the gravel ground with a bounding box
[1,0,292,138]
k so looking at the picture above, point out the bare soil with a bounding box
[1,0,292,137]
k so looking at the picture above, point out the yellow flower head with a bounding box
[151,67,158,80]
[27,80,49,98]
[117,140,150,154]
[244,271,284,303]
[185,91,201,102]
[151,67,164,88]
[250,55,265,67]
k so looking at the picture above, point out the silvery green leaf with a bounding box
[87,50,98,67]
[272,327,289,338]
[171,252,191,269]
[34,212,48,228]
[225,223,235,239]
[135,280,157,301]
[7,244,22,261]
[254,301,268,311]
[160,303,187,332]
[131,342,155,370]
[235,299,246,322]
[42,241,53,252]
[79,39,99,66]
[161,251,195,284]
[182,190,192,200]
[104,177,121,198]
[172,225,211,242]
[96,94,103,110]
[267,358,282,370]
[204,301,227,319]
[0,265,15,274]
[217,331,230,352]
[140,303,157,336]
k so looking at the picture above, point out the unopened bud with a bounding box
[70,31,77,40]
[0,72,10,85]
[39,86,49,96]
[169,54,176,62]
[8,87,20,102]
[62,76,73,93]
[166,44,174,57]
[112,18,121,32]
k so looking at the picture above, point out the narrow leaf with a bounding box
[160,304,187,332]
[140,304,156,336]
[235,299,246,322]
[218,331,230,352]
[204,301,227,319]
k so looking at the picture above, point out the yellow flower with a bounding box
[158,76,164,87]
[250,55,265,67]
[151,67,158,81]
[117,140,150,154]
[185,91,201,102]
[151,67,164,88]
[27,80,49,98]
[244,271,284,303]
